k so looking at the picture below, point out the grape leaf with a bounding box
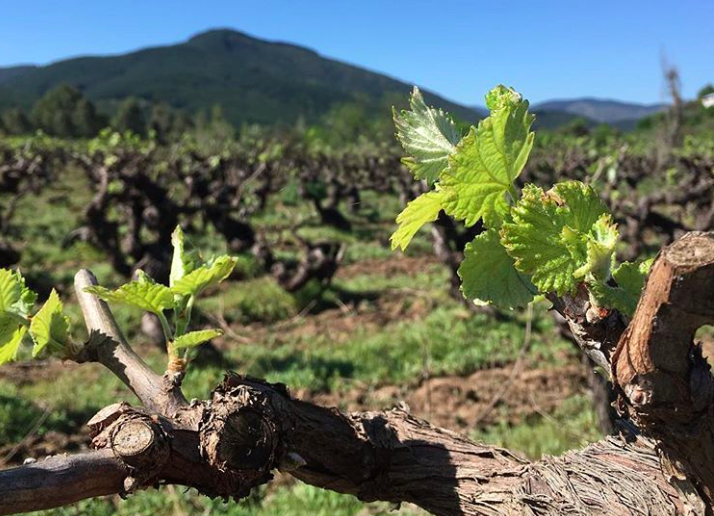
[391,191,445,251]
[393,87,461,183]
[29,289,70,358]
[502,181,615,295]
[86,272,176,315]
[501,184,577,294]
[574,214,618,281]
[0,268,35,318]
[170,226,196,288]
[0,269,20,313]
[173,329,223,350]
[551,180,609,232]
[171,256,237,297]
[589,259,653,317]
[459,229,535,309]
[15,275,38,317]
[440,85,534,228]
[0,316,27,365]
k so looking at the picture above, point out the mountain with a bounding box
[533,98,667,125]
[0,65,37,85]
[0,29,477,126]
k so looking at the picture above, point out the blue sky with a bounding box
[0,0,712,105]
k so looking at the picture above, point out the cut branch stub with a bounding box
[614,232,714,422]
[199,374,286,498]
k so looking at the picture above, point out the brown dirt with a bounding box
[300,362,588,432]
[336,255,441,280]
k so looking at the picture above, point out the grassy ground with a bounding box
[0,167,603,515]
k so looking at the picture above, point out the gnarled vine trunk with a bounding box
[1,232,714,515]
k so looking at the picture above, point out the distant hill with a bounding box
[533,98,667,125]
[0,30,670,131]
[0,65,37,85]
[0,29,478,126]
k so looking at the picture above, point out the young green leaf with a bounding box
[0,316,27,365]
[501,184,578,294]
[29,289,70,358]
[589,259,653,316]
[459,229,535,309]
[171,256,237,297]
[390,191,445,251]
[0,268,21,313]
[393,87,461,183]
[501,181,614,295]
[85,272,176,315]
[574,214,618,280]
[0,268,37,317]
[173,329,223,350]
[170,226,196,288]
[440,85,535,228]
[550,181,610,234]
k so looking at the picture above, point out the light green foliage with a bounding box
[590,259,653,316]
[86,272,176,315]
[0,320,26,365]
[174,329,223,350]
[576,214,618,280]
[393,87,461,183]
[169,226,197,288]
[441,86,534,228]
[459,229,535,309]
[0,269,19,312]
[0,269,73,366]
[85,228,235,356]
[29,289,70,358]
[390,191,445,251]
[0,270,32,365]
[391,85,535,249]
[0,268,36,316]
[171,255,238,297]
[391,86,634,312]
[501,182,617,295]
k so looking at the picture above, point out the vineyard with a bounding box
[1,83,714,515]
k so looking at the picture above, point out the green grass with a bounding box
[212,301,572,393]
[34,482,428,516]
[476,394,602,459]
[202,277,298,324]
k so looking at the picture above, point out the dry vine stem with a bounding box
[2,233,714,515]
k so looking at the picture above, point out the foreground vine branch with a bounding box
[0,231,712,515]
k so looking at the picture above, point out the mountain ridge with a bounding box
[0,29,478,126]
[533,98,667,124]
[0,29,666,129]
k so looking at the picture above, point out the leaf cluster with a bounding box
[392,86,649,314]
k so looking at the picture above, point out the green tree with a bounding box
[30,84,103,137]
[1,108,33,135]
[112,98,147,137]
[149,103,194,143]
[72,98,107,137]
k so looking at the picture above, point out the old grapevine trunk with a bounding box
[1,232,714,515]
